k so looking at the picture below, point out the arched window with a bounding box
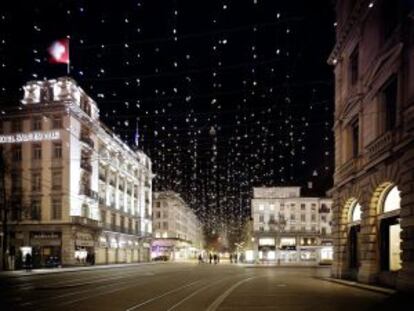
[383,186,401,213]
[350,202,362,222]
[379,185,401,271]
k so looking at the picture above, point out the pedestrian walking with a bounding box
[229,254,233,264]
[213,254,218,264]
[209,253,213,264]
[25,253,32,272]
[198,254,203,264]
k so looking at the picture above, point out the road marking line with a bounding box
[166,276,235,311]
[206,277,255,311]
[125,280,201,311]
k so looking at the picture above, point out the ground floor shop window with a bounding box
[300,249,316,261]
[380,217,401,271]
[320,246,333,261]
[379,185,401,272]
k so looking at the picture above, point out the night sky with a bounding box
[0,0,335,234]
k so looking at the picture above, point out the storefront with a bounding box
[29,231,62,268]
[258,238,276,261]
[299,248,317,262]
[279,237,297,263]
[74,231,95,265]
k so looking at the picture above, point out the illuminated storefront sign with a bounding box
[259,238,275,246]
[0,130,60,144]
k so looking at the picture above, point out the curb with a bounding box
[321,277,396,295]
[0,262,162,279]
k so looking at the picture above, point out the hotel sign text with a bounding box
[0,131,61,144]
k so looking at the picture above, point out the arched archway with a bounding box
[344,199,362,273]
[371,183,402,272]
[332,197,363,279]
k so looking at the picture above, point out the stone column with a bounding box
[357,190,378,284]
[397,148,414,292]
[331,193,349,279]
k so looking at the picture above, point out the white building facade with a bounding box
[250,187,333,264]
[152,191,203,261]
[0,77,152,269]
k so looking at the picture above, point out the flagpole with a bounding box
[67,37,70,76]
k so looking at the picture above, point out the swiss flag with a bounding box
[48,38,69,64]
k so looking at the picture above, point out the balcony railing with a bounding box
[365,131,393,162]
[79,187,99,201]
[72,216,100,228]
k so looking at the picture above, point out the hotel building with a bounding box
[152,191,204,260]
[250,187,333,264]
[0,77,152,269]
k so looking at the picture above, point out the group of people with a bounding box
[229,253,239,264]
[198,253,221,264]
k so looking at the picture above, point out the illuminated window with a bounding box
[383,186,401,213]
[280,238,296,246]
[259,238,275,246]
[350,202,362,222]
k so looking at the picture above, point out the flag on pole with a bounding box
[48,38,69,64]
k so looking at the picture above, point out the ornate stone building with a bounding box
[328,0,414,290]
[0,77,153,269]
